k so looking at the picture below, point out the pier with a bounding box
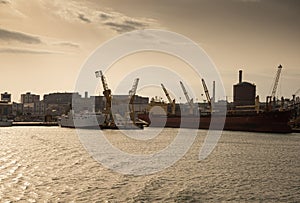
[12,122,58,127]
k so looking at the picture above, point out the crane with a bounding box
[129,78,139,97]
[179,81,194,114]
[128,78,139,123]
[161,83,176,114]
[271,64,282,99]
[201,78,212,112]
[95,70,115,127]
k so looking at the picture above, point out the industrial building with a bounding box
[233,70,256,106]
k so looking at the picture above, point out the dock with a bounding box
[12,122,58,127]
[292,128,300,133]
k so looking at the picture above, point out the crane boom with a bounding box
[201,79,211,107]
[129,78,139,97]
[180,81,193,105]
[129,78,139,124]
[161,84,173,104]
[95,70,109,91]
[271,65,282,98]
[180,81,194,114]
[161,83,176,114]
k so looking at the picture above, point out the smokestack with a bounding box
[85,91,88,98]
[239,70,242,83]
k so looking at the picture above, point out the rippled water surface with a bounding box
[0,127,299,202]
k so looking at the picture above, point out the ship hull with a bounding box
[58,112,105,129]
[138,110,292,133]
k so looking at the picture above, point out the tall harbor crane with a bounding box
[180,81,194,114]
[129,78,139,123]
[161,83,176,115]
[129,78,139,97]
[201,78,212,112]
[271,64,282,99]
[95,70,115,127]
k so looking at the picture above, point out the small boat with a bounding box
[0,118,13,127]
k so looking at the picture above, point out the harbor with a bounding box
[1,66,300,133]
[1,0,300,202]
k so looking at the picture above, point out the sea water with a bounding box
[0,127,299,202]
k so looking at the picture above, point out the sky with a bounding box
[0,0,299,102]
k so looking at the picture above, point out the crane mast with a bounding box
[201,79,212,111]
[271,64,282,99]
[180,81,194,114]
[161,83,176,114]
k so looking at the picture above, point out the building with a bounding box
[44,92,81,105]
[1,92,11,102]
[0,101,12,118]
[233,70,256,106]
[12,102,23,116]
[44,92,81,116]
[111,95,149,116]
[21,92,40,104]
[33,101,45,116]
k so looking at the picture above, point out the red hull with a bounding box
[138,111,292,133]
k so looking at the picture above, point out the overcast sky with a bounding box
[0,0,299,102]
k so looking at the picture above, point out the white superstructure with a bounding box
[58,110,104,128]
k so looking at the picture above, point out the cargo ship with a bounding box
[137,67,292,133]
[138,109,292,133]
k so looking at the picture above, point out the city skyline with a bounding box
[0,0,299,102]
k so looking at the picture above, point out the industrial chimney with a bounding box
[239,70,242,83]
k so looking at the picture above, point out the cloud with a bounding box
[53,41,79,48]
[38,1,157,33]
[123,20,146,27]
[99,12,112,20]
[104,19,147,33]
[78,13,91,23]
[0,0,9,4]
[0,48,61,54]
[0,28,41,44]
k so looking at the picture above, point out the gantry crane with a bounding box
[95,70,115,127]
[129,78,139,123]
[180,81,194,114]
[201,78,212,112]
[161,83,176,115]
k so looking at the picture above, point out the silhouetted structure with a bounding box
[233,70,256,106]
